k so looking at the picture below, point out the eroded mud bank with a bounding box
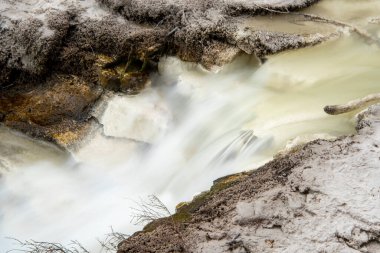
[2,1,380,252]
[0,0,336,146]
[118,105,380,253]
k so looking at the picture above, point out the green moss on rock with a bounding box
[139,172,249,234]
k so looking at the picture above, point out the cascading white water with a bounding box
[1,1,380,251]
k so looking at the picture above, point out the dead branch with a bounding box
[251,3,290,14]
[251,3,380,46]
[292,13,380,46]
[324,93,380,115]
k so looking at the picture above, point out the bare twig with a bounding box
[167,27,179,37]
[130,195,172,225]
[7,228,129,253]
[97,227,129,253]
[130,195,188,252]
[6,237,89,253]
[251,3,290,14]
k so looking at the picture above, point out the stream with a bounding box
[1,0,380,252]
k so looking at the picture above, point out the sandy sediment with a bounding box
[118,105,380,253]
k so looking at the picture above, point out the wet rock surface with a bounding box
[118,105,380,253]
[0,75,102,147]
[1,0,343,145]
[0,0,337,144]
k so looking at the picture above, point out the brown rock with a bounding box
[0,75,102,147]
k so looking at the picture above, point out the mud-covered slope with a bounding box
[0,0,333,146]
[118,106,380,253]
[0,0,321,84]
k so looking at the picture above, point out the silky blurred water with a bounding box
[1,1,380,251]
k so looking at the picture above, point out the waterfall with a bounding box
[1,0,380,251]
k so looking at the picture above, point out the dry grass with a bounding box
[7,228,129,253]
[130,195,172,225]
[6,238,90,253]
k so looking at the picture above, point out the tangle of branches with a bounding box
[97,228,129,253]
[130,194,172,225]
[7,228,129,253]
[7,238,90,253]
[130,195,188,252]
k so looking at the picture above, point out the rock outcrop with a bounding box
[0,75,102,146]
[0,0,325,87]
[118,105,380,253]
[0,0,340,146]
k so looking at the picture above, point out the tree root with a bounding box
[251,3,380,47]
[292,13,380,47]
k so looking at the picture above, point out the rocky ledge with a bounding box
[0,0,341,147]
[118,105,380,253]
